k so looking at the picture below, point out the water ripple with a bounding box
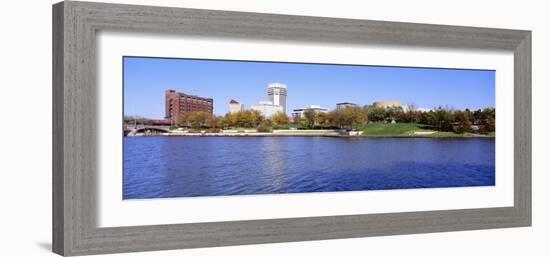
[124,137,495,199]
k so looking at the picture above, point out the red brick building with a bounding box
[165,89,213,120]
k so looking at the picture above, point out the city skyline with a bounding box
[124,57,495,118]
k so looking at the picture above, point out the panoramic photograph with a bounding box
[123,56,496,200]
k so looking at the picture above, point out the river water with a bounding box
[123,137,495,199]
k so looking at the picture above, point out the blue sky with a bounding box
[123,57,495,118]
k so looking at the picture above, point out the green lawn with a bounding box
[361,123,493,138]
[362,123,433,136]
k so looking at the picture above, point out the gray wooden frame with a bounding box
[52,1,531,256]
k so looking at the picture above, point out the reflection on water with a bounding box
[259,138,288,192]
[123,137,495,199]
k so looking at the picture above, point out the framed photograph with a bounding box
[53,1,531,256]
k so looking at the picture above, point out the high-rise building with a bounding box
[251,83,288,118]
[229,99,244,113]
[165,89,213,120]
[267,83,287,114]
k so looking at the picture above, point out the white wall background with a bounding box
[0,0,548,256]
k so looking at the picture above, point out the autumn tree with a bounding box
[192,112,210,128]
[271,112,290,128]
[224,112,238,127]
[328,110,341,128]
[339,106,366,130]
[176,112,190,127]
[174,111,214,129]
[479,108,496,132]
[453,111,472,133]
[367,107,386,122]
[236,111,252,128]
[250,109,264,127]
[299,116,308,129]
[303,109,317,128]
[220,110,266,128]
[316,112,330,128]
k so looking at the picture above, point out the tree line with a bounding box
[127,105,495,133]
[294,105,495,133]
[413,107,495,133]
[173,110,291,131]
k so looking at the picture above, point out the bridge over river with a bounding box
[124,125,171,136]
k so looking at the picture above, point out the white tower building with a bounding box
[267,83,287,114]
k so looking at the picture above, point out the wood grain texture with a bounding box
[52,2,65,255]
[514,32,532,224]
[52,1,532,256]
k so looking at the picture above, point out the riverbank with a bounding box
[155,129,350,137]
[130,128,494,138]
[127,123,494,138]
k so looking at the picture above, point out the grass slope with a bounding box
[362,123,432,136]
[362,123,493,138]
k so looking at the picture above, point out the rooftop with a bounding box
[267,82,287,89]
[293,105,328,111]
[166,89,212,100]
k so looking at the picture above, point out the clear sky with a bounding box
[123,56,495,118]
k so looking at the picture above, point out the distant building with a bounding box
[292,105,329,120]
[251,101,284,117]
[165,89,213,120]
[250,83,287,117]
[336,102,358,110]
[268,83,288,114]
[373,101,404,110]
[228,99,244,113]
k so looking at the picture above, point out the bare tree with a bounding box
[407,103,418,123]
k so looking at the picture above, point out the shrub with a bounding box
[256,124,272,132]
[272,124,290,130]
